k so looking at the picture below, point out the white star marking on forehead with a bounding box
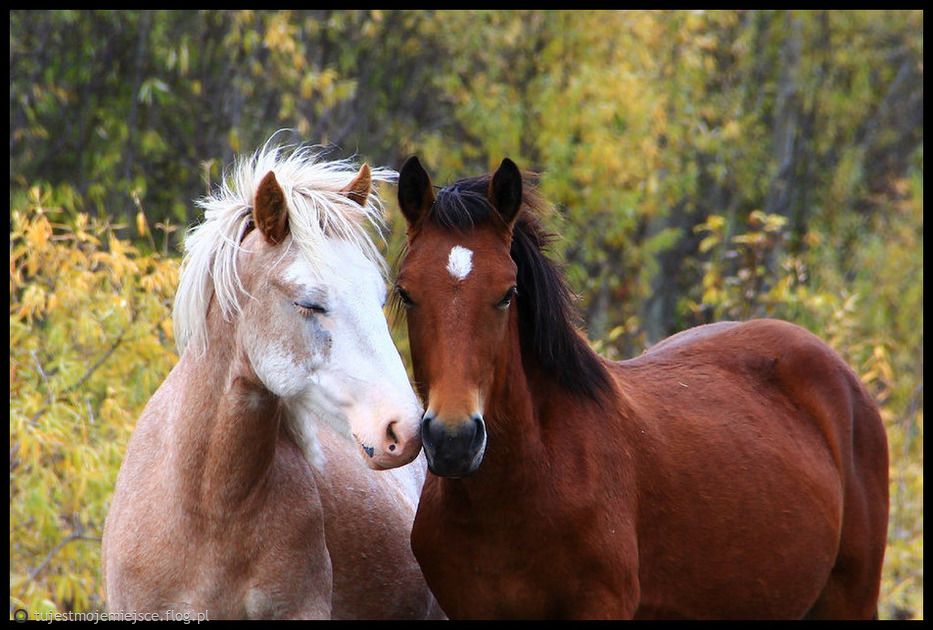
[447,245,473,281]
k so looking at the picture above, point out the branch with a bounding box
[23,532,101,586]
[29,327,128,424]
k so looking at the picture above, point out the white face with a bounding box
[241,236,423,470]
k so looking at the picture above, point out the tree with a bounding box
[10,196,178,615]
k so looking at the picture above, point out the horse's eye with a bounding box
[395,286,414,307]
[294,301,328,317]
[496,286,518,309]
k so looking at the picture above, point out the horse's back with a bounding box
[614,319,888,619]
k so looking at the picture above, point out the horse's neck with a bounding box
[480,330,622,491]
[171,318,292,513]
[480,333,563,476]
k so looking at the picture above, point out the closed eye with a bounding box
[294,301,328,317]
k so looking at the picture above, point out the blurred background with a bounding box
[10,10,922,619]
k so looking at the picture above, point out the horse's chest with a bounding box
[425,535,551,617]
[414,500,618,619]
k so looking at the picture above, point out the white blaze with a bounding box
[447,245,473,281]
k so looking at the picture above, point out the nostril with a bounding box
[421,413,436,450]
[470,413,486,451]
[385,420,402,453]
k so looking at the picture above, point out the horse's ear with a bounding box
[489,157,523,228]
[254,170,289,245]
[342,163,371,207]
[398,156,435,230]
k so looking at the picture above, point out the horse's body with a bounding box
[102,146,442,619]
[394,157,889,620]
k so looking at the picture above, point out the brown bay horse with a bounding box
[394,156,889,619]
[102,145,442,619]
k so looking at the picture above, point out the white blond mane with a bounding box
[173,143,397,354]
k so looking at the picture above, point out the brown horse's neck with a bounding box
[173,307,290,516]
[485,317,539,443]
[478,314,614,488]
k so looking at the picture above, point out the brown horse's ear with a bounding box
[489,157,523,228]
[398,156,435,231]
[254,170,289,245]
[342,163,372,207]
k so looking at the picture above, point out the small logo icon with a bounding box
[13,608,29,622]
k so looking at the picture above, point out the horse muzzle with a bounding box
[421,411,487,478]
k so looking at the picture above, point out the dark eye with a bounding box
[395,286,414,308]
[294,301,328,317]
[496,286,517,309]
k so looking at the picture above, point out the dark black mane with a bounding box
[413,173,615,404]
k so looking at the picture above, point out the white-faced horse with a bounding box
[102,145,442,619]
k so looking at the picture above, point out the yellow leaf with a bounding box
[26,215,52,251]
[699,234,720,253]
[159,318,174,340]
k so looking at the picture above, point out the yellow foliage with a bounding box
[10,201,179,617]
